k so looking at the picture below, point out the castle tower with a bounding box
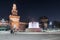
[40,16,48,30]
[9,3,20,31]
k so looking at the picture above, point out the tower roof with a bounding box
[40,16,48,19]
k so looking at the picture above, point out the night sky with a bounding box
[0,0,60,22]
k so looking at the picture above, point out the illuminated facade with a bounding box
[9,4,20,31]
[28,22,40,28]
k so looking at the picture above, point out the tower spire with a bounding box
[11,3,18,16]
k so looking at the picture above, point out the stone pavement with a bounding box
[0,33,60,40]
[0,31,60,40]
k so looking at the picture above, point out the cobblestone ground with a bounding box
[0,33,60,40]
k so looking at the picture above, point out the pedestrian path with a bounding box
[0,31,60,34]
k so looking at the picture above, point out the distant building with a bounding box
[0,18,9,26]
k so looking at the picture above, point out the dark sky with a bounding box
[0,0,60,22]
